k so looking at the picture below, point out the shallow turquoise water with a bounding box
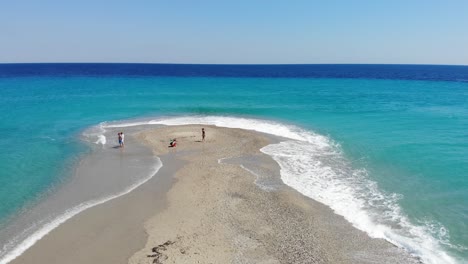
[0,76,467,262]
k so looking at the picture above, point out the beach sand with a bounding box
[11,125,419,264]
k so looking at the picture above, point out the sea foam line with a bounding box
[0,158,162,264]
[6,115,457,264]
[94,115,457,264]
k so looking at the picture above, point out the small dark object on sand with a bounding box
[148,240,175,264]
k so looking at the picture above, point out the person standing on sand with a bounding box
[202,128,205,142]
[118,132,122,147]
[120,132,125,148]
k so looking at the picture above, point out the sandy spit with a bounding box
[11,125,419,264]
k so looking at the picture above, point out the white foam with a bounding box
[95,135,106,145]
[261,141,456,264]
[102,121,151,128]
[82,123,107,145]
[0,159,162,264]
[4,115,459,264]
[95,115,458,264]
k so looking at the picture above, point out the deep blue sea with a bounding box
[0,64,467,263]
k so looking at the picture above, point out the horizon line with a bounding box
[1,62,468,67]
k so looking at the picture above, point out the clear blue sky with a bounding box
[1,0,467,64]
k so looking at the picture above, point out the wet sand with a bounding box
[11,125,419,264]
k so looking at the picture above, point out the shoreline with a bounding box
[0,128,163,264]
[8,153,179,264]
[9,125,419,264]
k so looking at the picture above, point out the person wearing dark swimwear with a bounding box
[118,132,123,147]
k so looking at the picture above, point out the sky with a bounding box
[1,0,468,65]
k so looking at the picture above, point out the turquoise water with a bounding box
[0,74,467,263]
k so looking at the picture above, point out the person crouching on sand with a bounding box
[169,138,177,147]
